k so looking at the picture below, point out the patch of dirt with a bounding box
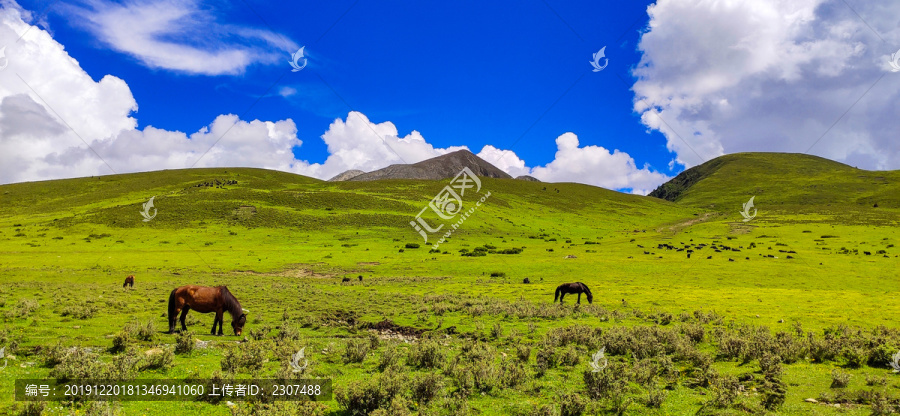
[232,205,257,218]
[231,264,334,279]
[357,262,380,266]
[660,212,718,233]
[361,319,424,340]
[729,223,756,234]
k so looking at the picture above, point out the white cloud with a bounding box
[511,133,670,195]
[294,111,469,180]
[0,2,669,194]
[633,0,900,170]
[68,0,296,75]
[476,145,530,178]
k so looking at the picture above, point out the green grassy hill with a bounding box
[1,154,898,416]
[650,152,900,213]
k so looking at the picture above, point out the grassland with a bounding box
[0,153,898,415]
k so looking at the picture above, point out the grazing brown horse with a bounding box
[123,275,134,288]
[554,282,593,304]
[167,285,247,336]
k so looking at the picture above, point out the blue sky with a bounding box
[36,0,669,174]
[1,0,898,190]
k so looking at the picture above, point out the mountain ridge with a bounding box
[349,149,512,181]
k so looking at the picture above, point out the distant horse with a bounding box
[554,282,593,304]
[342,277,351,283]
[167,285,248,336]
[123,275,134,288]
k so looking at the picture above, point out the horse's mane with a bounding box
[219,286,243,317]
[578,282,593,296]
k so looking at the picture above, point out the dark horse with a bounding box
[167,285,248,336]
[123,275,134,288]
[554,282,593,304]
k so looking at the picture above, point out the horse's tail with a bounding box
[554,286,561,302]
[167,288,179,320]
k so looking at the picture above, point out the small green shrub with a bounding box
[143,347,174,371]
[378,344,402,371]
[830,369,850,388]
[249,324,272,341]
[49,348,107,381]
[221,340,270,374]
[4,299,38,319]
[842,345,867,368]
[558,393,586,416]
[411,372,443,405]
[646,386,667,408]
[516,344,531,363]
[408,340,444,369]
[343,339,370,364]
[535,344,557,376]
[60,302,98,319]
[490,322,503,339]
[174,331,194,355]
[583,364,628,400]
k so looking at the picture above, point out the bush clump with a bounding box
[830,369,850,388]
[4,299,38,319]
[143,347,174,371]
[407,340,444,369]
[343,338,370,364]
[221,340,270,375]
[174,331,195,355]
[336,370,407,416]
[60,302,98,319]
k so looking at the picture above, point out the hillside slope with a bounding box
[0,166,684,238]
[649,153,900,211]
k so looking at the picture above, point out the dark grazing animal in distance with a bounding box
[123,275,134,288]
[554,282,593,304]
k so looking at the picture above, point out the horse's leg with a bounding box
[168,308,179,334]
[559,293,565,303]
[214,311,224,336]
[577,293,581,304]
[179,306,190,332]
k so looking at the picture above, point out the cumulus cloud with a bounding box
[67,0,297,75]
[476,145,531,178]
[292,111,469,180]
[633,0,900,170]
[512,133,670,195]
